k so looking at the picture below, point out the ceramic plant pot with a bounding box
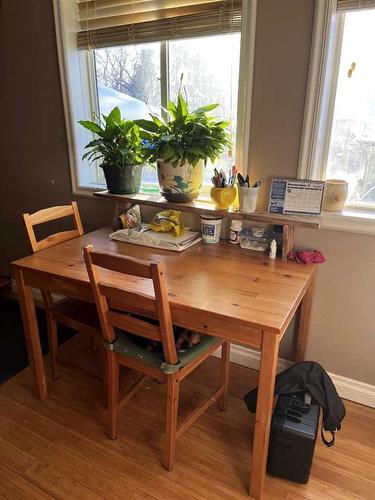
[102,164,144,194]
[322,179,348,211]
[210,187,237,210]
[157,159,204,203]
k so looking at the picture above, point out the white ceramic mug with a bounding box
[239,187,260,213]
[200,216,222,244]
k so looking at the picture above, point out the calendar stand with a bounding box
[93,191,321,260]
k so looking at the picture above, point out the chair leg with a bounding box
[164,374,180,471]
[218,341,230,411]
[99,342,108,403]
[46,312,59,380]
[105,349,119,440]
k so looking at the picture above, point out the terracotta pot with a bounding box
[322,179,348,211]
[102,164,144,194]
[157,159,204,203]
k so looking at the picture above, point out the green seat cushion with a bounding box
[112,332,220,374]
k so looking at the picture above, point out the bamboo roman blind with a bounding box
[337,0,375,11]
[77,0,242,49]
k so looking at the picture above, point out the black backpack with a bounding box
[244,361,346,446]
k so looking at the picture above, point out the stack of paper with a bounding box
[110,228,201,252]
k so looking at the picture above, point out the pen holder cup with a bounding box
[201,216,223,244]
[239,187,260,213]
[210,187,237,211]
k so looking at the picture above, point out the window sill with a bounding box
[321,208,375,235]
[73,185,214,203]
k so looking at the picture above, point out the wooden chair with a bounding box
[83,245,230,471]
[23,202,101,379]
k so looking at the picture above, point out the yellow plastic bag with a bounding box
[149,210,184,237]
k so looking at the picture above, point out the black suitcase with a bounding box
[267,392,320,484]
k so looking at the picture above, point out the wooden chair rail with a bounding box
[92,250,153,279]
[107,310,161,342]
[176,386,224,439]
[118,374,148,410]
[26,204,76,225]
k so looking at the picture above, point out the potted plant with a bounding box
[79,107,146,194]
[136,92,231,202]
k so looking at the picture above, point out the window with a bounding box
[92,35,240,192]
[326,9,375,207]
[53,0,251,196]
[299,0,375,215]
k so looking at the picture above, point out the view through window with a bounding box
[93,33,241,192]
[326,10,375,207]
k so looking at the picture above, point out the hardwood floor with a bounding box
[0,334,374,500]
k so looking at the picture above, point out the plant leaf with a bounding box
[135,119,160,133]
[107,106,121,124]
[78,120,103,134]
[193,103,219,114]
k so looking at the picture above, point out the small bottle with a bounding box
[269,239,277,259]
[229,220,242,244]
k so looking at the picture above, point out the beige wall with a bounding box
[250,0,375,386]
[1,0,373,385]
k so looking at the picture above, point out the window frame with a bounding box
[53,0,257,199]
[298,0,375,233]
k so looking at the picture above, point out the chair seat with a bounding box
[51,298,101,336]
[113,332,222,374]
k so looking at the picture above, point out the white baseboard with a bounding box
[10,279,375,408]
[214,344,375,409]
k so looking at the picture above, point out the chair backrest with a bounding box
[83,245,178,365]
[23,202,84,253]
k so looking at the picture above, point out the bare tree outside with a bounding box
[94,44,161,108]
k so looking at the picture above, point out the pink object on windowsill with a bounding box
[288,250,326,265]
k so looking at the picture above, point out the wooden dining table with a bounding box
[12,227,316,499]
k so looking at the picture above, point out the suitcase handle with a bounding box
[275,408,303,423]
[291,399,310,413]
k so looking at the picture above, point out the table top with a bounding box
[12,228,315,340]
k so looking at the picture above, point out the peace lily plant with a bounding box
[79,107,146,194]
[136,88,232,202]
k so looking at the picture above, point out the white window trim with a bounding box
[53,0,257,199]
[298,0,375,235]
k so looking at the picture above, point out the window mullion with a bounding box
[318,14,345,181]
[160,41,169,121]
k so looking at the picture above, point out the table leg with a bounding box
[294,274,315,363]
[15,269,48,400]
[250,331,279,499]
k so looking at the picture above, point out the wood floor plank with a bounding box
[0,465,54,500]
[0,339,374,500]
[0,413,135,499]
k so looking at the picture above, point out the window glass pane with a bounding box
[169,33,241,186]
[94,43,161,189]
[95,43,161,117]
[326,10,375,206]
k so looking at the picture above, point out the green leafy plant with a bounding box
[136,92,232,167]
[79,107,145,168]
